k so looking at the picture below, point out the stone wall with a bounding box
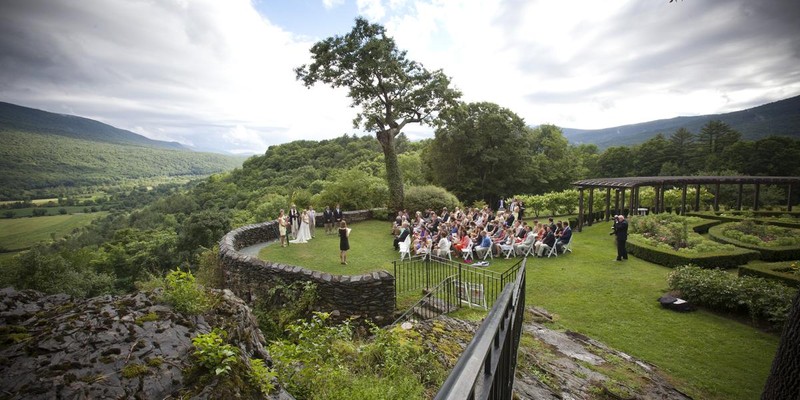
[218,210,395,324]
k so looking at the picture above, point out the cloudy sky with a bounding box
[1,0,798,154]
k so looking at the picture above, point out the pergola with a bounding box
[572,176,800,231]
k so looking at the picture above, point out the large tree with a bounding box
[426,102,535,205]
[295,17,461,212]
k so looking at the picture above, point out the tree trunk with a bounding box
[376,129,404,213]
[762,290,800,399]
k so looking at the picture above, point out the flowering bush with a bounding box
[721,219,800,247]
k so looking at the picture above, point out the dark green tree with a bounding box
[632,133,670,176]
[595,146,635,177]
[295,17,461,212]
[668,127,695,173]
[529,124,578,192]
[426,102,533,205]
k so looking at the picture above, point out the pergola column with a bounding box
[614,189,620,216]
[788,184,794,212]
[694,184,701,211]
[714,183,720,212]
[578,187,584,232]
[629,188,635,216]
[681,184,688,215]
[659,185,666,213]
[737,183,743,210]
[754,183,761,211]
[605,188,611,221]
[621,189,626,216]
[588,188,595,226]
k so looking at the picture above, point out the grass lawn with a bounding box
[0,212,108,252]
[257,219,779,400]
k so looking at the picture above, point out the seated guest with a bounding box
[393,221,410,250]
[475,231,493,259]
[498,228,516,258]
[514,226,535,256]
[556,221,572,253]
[434,233,451,258]
[537,226,557,257]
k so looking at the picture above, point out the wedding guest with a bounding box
[339,220,350,265]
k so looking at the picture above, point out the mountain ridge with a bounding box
[0,101,187,151]
[561,94,800,148]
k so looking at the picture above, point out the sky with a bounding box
[1,0,799,155]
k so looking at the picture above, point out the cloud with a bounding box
[0,0,798,154]
[0,0,355,153]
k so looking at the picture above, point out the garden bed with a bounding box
[627,214,758,268]
[708,221,800,262]
[686,211,800,229]
[738,262,800,287]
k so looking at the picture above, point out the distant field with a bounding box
[0,212,107,252]
[0,198,59,206]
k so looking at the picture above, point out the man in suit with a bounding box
[323,206,334,235]
[288,204,299,239]
[556,221,572,253]
[611,215,628,261]
[333,203,343,224]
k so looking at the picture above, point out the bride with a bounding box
[290,210,313,244]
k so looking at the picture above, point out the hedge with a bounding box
[739,263,800,288]
[686,212,800,229]
[708,223,800,262]
[626,237,759,269]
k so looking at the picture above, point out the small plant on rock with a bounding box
[163,268,211,315]
[191,329,238,376]
[248,358,277,396]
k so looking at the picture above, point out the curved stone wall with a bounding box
[218,210,395,324]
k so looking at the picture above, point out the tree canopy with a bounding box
[295,17,461,212]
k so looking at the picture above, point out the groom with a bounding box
[288,204,299,239]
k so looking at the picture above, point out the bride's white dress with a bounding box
[290,217,312,244]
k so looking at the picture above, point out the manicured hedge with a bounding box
[690,219,724,234]
[739,263,800,287]
[626,237,759,269]
[708,224,800,262]
[686,212,800,229]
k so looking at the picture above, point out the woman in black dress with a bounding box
[339,220,350,265]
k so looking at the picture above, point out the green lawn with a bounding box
[258,219,779,399]
[0,212,108,252]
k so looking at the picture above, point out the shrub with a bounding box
[668,265,797,329]
[248,358,276,396]
[268,312,443,399]
[191,329,238,376]
[403,185,460,214]
[162,269,212,315]
[628,214,735,254]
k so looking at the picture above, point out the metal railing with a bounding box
[392,275,459,324]
[434,259,527,400]
[393,255,525,313]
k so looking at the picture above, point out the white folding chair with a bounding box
[560,235,574,254]
[501,242,515,259]
[477,244,493,261]
[461,241,474,261]
[436,241,453,260]
[546,242,559,258]
[398,235,412,260]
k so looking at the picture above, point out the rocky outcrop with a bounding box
[414,311,692,400]
[0,287,293,400]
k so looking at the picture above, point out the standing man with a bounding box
[308,205,317,238]
[323,206,334,235]
[611,215,629,261]
[333,203,343,225]
[288,204,300,239]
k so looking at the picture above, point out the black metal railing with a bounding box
[434,259,527,400]
[393,255,524,313]
[392,275,459,324]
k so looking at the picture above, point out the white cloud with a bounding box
[0,0,798,153]
[323,0,346,10]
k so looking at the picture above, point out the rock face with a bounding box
[415,311,693,400]
[0,287,293,400]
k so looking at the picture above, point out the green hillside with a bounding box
[0,101,186,150]
[0,129,244,199]
[562,94,800,148]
